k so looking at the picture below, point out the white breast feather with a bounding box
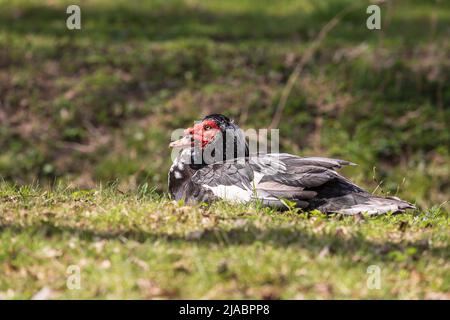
[203,184,252,202]
[174,171,183,179]
[203,172,270,203]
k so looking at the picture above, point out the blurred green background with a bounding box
[0,0,449,209]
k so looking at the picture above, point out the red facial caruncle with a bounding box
[169,119,221,149]
[185,120,220,148]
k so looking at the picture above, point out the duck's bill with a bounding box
[169,136,192,148]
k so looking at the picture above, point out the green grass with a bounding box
[0,0,449,210]
[0,0,449,299]
[0,183,448,299]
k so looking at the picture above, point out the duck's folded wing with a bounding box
[190,161,256,203]
[250,153,356,172]
[249,154,363,208]
[190,154,358,208]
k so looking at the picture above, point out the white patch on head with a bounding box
[177,162,185,170]
[203,184,252,203]
[180,148,191,158]
[174,171,183,179]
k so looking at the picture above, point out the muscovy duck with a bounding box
[168,114,415,215]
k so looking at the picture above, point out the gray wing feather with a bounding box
[191,161,253,189]
[190,154,356,208]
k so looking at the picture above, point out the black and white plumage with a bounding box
[168,114,415,215]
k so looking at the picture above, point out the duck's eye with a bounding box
[204,125,212,130]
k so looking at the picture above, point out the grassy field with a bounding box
[0,183,448,299]
[1,0,449,209]
[0,0,449,299]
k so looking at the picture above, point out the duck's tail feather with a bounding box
[306,177,415,215]
[333,195,416,215]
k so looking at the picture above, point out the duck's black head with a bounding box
[202,114,232,128]
[169,114,249,168]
